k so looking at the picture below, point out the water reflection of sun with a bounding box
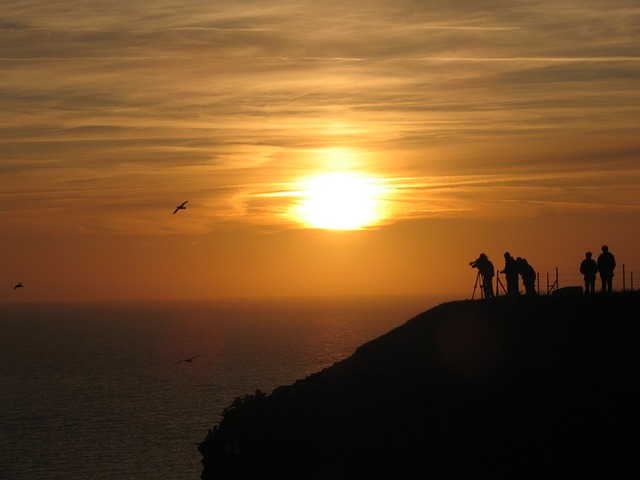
[294,172,386,230]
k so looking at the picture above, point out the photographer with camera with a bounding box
[470,253,495,298]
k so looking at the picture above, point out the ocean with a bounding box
[0,294,450,479]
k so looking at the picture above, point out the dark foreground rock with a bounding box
[199,293,640,479]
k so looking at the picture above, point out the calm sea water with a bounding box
[0,294,450,479]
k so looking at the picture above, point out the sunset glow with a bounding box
[1,1,639,301]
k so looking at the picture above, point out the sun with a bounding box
[294,172,384,230]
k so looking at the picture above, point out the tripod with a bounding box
[471,270,484,299]
[472,270,503,299]
[496,272,507,296]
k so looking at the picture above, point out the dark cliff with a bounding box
[199,292,640,479]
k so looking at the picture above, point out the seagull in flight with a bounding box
[173,200,188,214]
[176,355,200,364]
[13,282,24,290]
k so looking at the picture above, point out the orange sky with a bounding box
[1,1,639,302]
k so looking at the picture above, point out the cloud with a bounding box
[1,0,638,235]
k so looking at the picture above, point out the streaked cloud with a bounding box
[1,0,638,235]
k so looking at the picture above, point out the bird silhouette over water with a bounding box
[173,200,188,214]
[176,355,200,364]
[13,282,23,290]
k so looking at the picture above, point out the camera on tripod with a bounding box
[469,261,478,268]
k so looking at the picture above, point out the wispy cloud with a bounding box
[1,0,638,235]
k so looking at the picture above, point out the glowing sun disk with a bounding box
[296,172,383,230]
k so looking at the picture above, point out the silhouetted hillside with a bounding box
[199,292,640,479]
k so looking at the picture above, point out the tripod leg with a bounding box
[496,273,507,296]
[472,271,481,299]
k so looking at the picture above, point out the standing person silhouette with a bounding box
[471,253,495,298]
[579,251,598,295]
[517,257,537,296]
[501,252,520,296]
[597,245,616,294]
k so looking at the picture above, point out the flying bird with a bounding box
[13,282,24,290]
[173,200,188,214]
[176,355,200,364]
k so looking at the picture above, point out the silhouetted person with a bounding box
[579,251,598,295]
[597,245,616,294]
[500,252,519,296]
[471,253,494,298]
[517,257,537,295]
